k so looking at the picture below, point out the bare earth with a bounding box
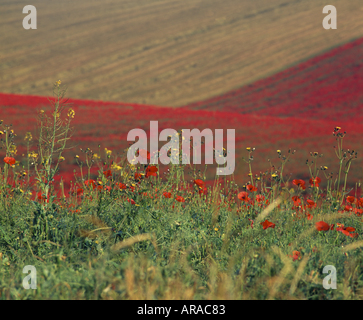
[1,0,362,106]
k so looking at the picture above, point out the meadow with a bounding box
[1,82,363,300]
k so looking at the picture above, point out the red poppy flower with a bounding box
[293,179,306,190]
[309,177,321,188]
[145,166,158,178]
[346,196,355,204]
[176,196,185,203]
[292,250,301,261]
[37,192,45,200]
[306,199,316,209]
[292,196,301,207]
[4,157,15,166]
[248,218,254,229]
[316,221,334,231]
[260,220,275,230]
[134,172,143,180]
[246,184,257,192]
[84,179,96,189]
[118,182,127,190]
[306,213,313,220]
[194,179,205,189]
[127,198,136,205]
[103,170,112,178]
[256,195,265,202]
[198,187,207,195]
[163,191,172,198]
[238,191,250,202]
[138,149,150,161]
[76,188,84,196]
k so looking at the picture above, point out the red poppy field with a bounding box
[1,37,363,300]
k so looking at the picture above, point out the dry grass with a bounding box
[1,0,362,106]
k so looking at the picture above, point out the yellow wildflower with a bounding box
[24,132,32,142]
[67,108,75,119]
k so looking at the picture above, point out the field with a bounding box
[1,0,363,106]
[1,0,363,301]
[1,36,363,192]
[1,87,363,299]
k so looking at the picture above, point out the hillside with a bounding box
[1,92,362,194]
[1,0,363,106]
[184,37,363,122]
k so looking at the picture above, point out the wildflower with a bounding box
[260,220,275,230]
[103,170,112,178]
[248,218,254,229]
[238,191,250,202]
[93,153,101,160]
[127,198,136,205]
[118,182,127,190]
[24,132,32,142]
[105,148,112,156]
[346,196,355,204]
[76,188,83,196]
[145,165,158,178]
[111,162,122,170]
[292,196,301,207]
[59,156,65,161]
[163,191,172,198]
[336,226,358,238]
[176,196,185,203]
[306,213,313,220]
[292,251,301,261]
[134,172,143,180]
[293,179,306,190]
[214,227,219,232]
[246,147,251,151]
[67,108,75,118]
[246,184,257,192]
[271,173,278,178]
[277,150,281,153]
[4,157,15,166]
[56,80,61,86]
[309,177,321,188]
[316,221,334,231]
[306,199,316,209]
[194,179,205,189]
[138,149,150,161]
[84,179,96,189]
